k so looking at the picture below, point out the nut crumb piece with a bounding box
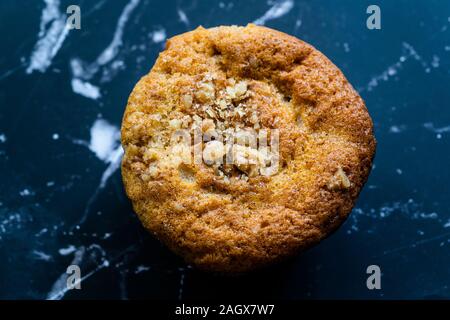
[169,119,182,129]
[226,80,248,100]
[143,148,159,162]
[328,167,351,190]
[205,106,217,118]
[180,115,192,128]
[203,140,225,165]
[182,94,193,108]
[141,165,158,181]
[231,144,269,177]
[195,81,215,103]
[201,119,215,132]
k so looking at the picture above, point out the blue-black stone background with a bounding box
[1,0,450,300]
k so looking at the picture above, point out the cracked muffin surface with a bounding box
[121,24,376,272]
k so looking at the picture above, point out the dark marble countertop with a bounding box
[1,0,450,299]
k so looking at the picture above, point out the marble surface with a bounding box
[1,0,450,299]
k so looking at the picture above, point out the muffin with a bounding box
[121,24,376,272]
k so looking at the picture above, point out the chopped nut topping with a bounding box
[249,111,259,124]
[217,99,227,110]
[234,81,248,97]
[141,165,158,181]
[203,140,225,165]
[169,119,182,129]
[328,167,351,190]
[201,119,215,132]
[230,144,270,177]
[181,115,192,128]
[235,129,257,147]
[182,94,193,108]
[169,143,191,165]
[205,106,217,118]
[195,81,215,103]
[143,148,159,162]
[192,114,202,123]
[226,80,248,100]
[141,75,267,181]
[150,114,162,122]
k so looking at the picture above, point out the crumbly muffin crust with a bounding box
[121,24,376,272]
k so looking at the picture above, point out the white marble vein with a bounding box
[47,244,137,300]
[47,246,111,300]
[253,0,294,26]
[365,42,430,92]
[47,246,85,300]
[27,0,69,74]
[424,122,450,134]
[32,250,53,261]
[70,0,141,98]
[72,118,123,227]
[377,231,450,257]
[150,28,167,43]
[71,78,101,100]
[88,119,121,162]
[178,270,185,300]
[348,199,443,235]
[58,245,77,256]
[177,8,190,28]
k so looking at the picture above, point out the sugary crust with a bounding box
[121,24,376,272]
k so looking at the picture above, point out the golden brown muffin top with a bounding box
[121,24,376,272]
